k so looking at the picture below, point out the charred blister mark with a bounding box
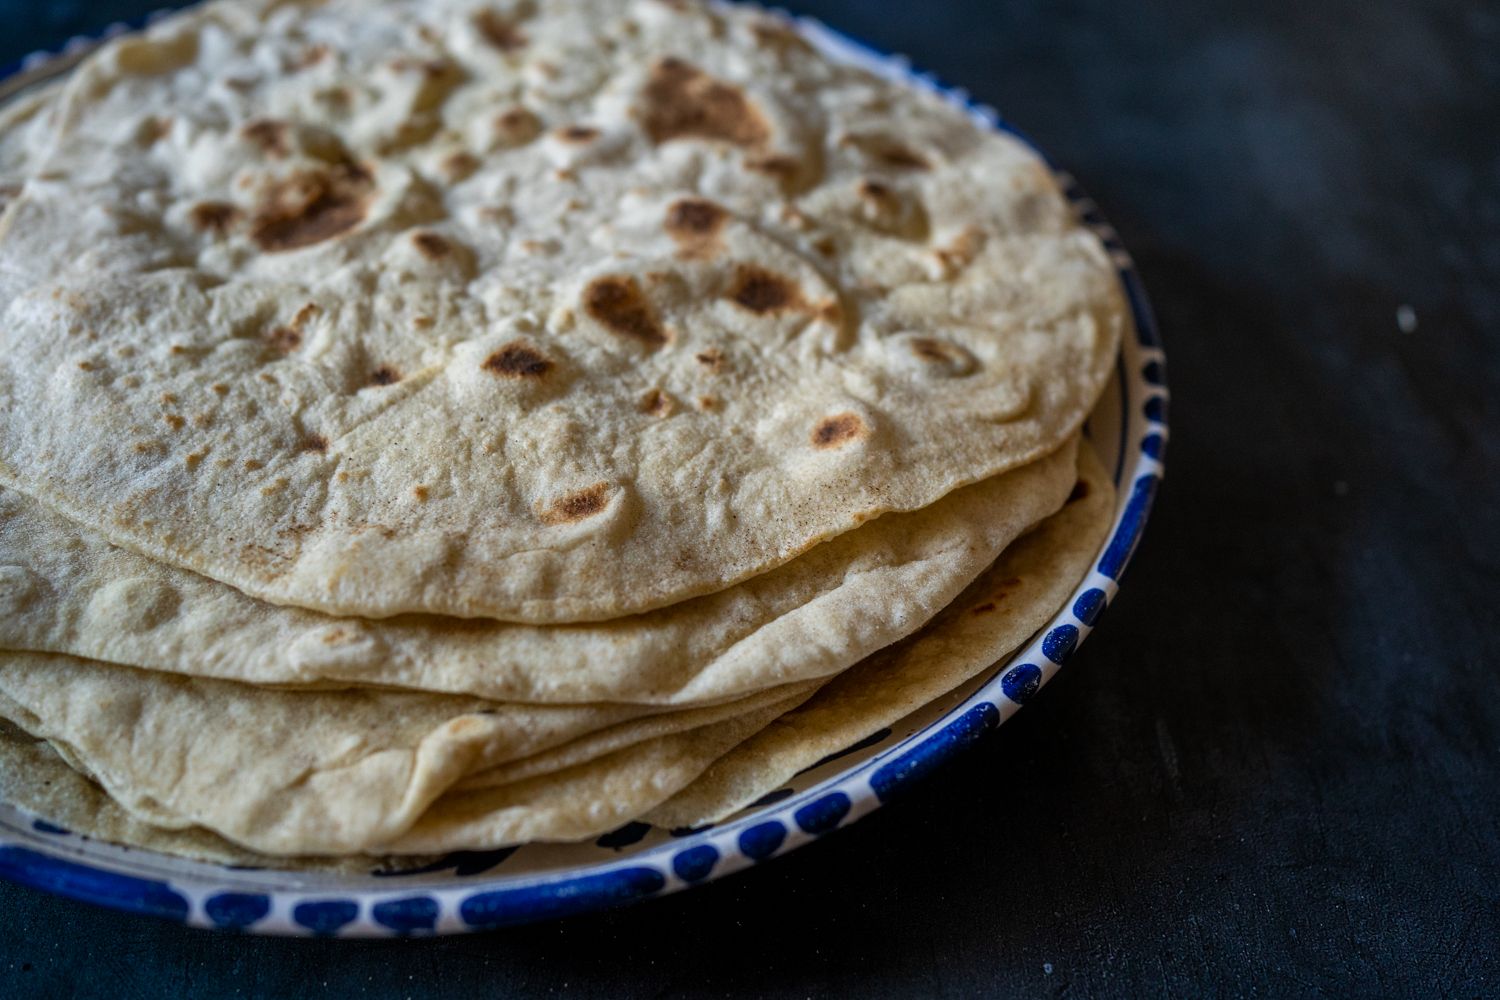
[250,164,375,253]
[474,9,529,51]
[368,366,402,387]
[583,276,668,349]
[482,343,554,379]
[493,107,543,147]
[727,264,808,315]
[189,201,243,235]
[265,326,301,352]
[641,388,676,417]
[694,348,726,372]
[535,482,612,526]
[839,132,931,171]
[411,231,452,260]
[303,435,330,454]
[811,412,867,449]
[556,125,600,144]
[638,58,770,147]
[242,119,292,159]
[664,198,729,261]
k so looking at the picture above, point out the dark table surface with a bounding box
[2,1,1498,996]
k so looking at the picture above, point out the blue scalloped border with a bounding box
[0,3,1167,936]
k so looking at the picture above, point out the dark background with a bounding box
[3,0,1498,996]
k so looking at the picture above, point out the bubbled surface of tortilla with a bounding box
[0,0,1122,622]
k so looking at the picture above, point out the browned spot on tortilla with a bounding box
[583,276,668,349]
[638,58,770,147]
[159,393,177,405]
[302,435,329,454]
[697,395,719,411]
[442,151,480,180]
[368,366,402,387]
[412,316,435,329]
[322,629,347,644]
[474,9,528,51]
[411,231,451,259]
[813,235,837,256]
[933,226,985,273]
[858,178,897,206]
[132,441,157,454]
[840,133,931,170]
[413,485,429,502]
[694,348,726,372]
[909,338,962,364]
[483,342,555,379]
[494,107,542,145]
[291,303,320,330]
[266,326,301,352]
[811,412,866,449]
[243,459,264,471]
[162,414,185,430]
[1069,479,1091,503]
[727,264,807,315]
[184,452,204,471]
[192,412,212,428]
[210,383,229,395]
[76,360,94,371]
[664,198,729,260]
[557,125,600,144]
[751,21,814,51]
[746,153,799,181]
[641,388,675,417]
[189,201,243,234]
[969,602,998,617]
[250,163,374,253]
[242,119,291,159]
[536,482,612,526]
[296,44,329,69]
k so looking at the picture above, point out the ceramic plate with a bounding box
[0,6,1167,936]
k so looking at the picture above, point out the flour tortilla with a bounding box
[0,648,816,854]
[0,0,1123,623]
[0,718,446,873]
[645,439,1115,828]
[0,437,1078,705]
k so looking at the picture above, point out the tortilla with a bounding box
[0,437,1078,705]
[0,0,1123,623]
[0,718,443,873]
[0,648,816,854]
[645,439,1115,828]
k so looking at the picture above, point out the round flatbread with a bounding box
[0,0,1122,622]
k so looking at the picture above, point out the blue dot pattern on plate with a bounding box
[460,868,665,929]
[1142,360,1165,385]
[671,845,719,883]
[204,893,271,929]
[738,821,787,860]
[1142,433,1163,460]
[1073,588,1107,626]
[595,822,652,850]
[1144,396,1167,423]
[293,900,359,936]
[1042,625,1079,664]
[0,847,189,922]
[1099,474,1160,580]
[372,896,439,934]
[794,793,851,836]
[1001,663,1043,705]
[870,702,1001,803]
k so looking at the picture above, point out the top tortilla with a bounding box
[0,0,1123,622]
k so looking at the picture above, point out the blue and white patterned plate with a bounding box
[0,7,1167,936]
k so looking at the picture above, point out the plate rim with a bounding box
[0,2,1168,937]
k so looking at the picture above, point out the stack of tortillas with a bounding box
[0,0,1124,870]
